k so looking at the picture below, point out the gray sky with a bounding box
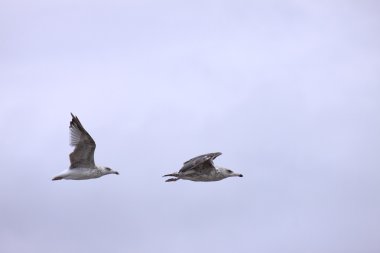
[0,0,379,252]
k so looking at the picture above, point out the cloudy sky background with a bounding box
[0,0,379,252]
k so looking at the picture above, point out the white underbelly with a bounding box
[61,168,101,180]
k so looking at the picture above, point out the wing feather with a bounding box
[69,113,96,169]
[180,152,222,174]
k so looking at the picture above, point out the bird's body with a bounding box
[52,113,119,181]
[163,152,243,182]
[166,168,227,182]
[53,167,109,180]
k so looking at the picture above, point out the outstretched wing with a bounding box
[180,152,222,174]
[69,113,96,169]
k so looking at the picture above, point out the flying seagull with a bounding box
[52,113,119,181]
[163,152,243,182]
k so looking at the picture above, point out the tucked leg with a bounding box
[165,178,179,182]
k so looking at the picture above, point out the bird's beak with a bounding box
[239,174,243,177]
[113,171,119,175]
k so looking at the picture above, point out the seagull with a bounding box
[52,113,119,181]
[163,152,243,182]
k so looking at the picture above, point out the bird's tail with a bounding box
[163,172,179,182]
[162,172,178,177]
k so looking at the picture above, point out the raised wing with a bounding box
[69,113,96,169]
[179,152,222,174]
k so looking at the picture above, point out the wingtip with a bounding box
[212,152,222,158]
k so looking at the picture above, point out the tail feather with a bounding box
[163,172,179,182]
[163,173,178,177]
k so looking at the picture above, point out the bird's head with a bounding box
[102,167,119,175]
[219,167,243,179]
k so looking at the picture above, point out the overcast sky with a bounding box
[0,0,379,252]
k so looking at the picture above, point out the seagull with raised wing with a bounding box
[52,113,119,181]
[163,152,243,182]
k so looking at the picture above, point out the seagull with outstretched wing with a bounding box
[52,113,119,181]
[163,152,243,182]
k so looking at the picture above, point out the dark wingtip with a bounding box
[69,113,85,130]
[70,113,76,126]
[70,113,77,121]
[214,152,223,157]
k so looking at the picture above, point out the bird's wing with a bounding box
[69,113,96,169]
[179,152,222,174]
